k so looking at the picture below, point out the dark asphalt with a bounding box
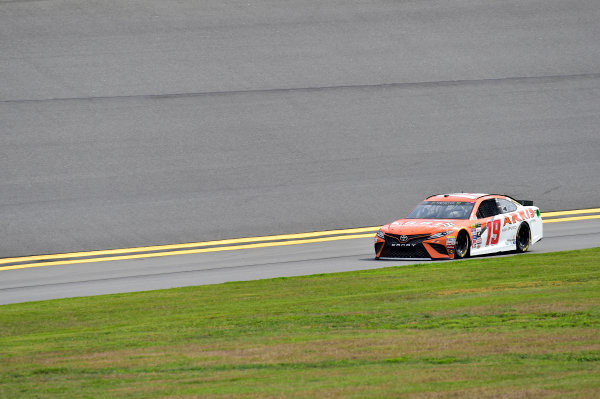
[1,0,600,257]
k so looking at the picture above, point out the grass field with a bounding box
[1,248,599,398]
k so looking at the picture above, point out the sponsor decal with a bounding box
[446,237,456,255]
[503,209,536,226]
[472,227,482,241]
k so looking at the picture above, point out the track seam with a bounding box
[2,73,600,104]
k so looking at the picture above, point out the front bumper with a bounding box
[374,233,454,259]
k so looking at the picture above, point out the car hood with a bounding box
[383,219,459,235]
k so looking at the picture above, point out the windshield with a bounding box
[406,201,474,220]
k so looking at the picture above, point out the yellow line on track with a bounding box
[1,207,599,271]
[542,215,600,223]
[541,208,600,217]
[0,226,378,266]
[0,233,375,271]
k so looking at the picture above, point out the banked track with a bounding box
[2,0,600,304]
[2,0,600,259]
[1,209,599,305]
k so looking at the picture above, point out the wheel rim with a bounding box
[517,225,530,251]
[456,233,468,258]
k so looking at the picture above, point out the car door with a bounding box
[495,198,521,251]
[470,198,503,256]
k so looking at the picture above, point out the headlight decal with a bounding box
[428,230,453,239]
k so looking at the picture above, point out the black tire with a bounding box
[516,222,531,253]
[454,231,470,259]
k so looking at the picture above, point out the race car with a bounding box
[374,193,543,259]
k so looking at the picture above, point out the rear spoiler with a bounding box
[516,200,534,206]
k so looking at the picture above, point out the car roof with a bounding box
[425,193,492,202]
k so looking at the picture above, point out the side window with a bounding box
[496,199,517,214]
[476,199,501,219]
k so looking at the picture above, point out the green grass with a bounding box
[1,248,600,398]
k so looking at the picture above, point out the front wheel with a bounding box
[454,231,470,259]
[516,222,531,253]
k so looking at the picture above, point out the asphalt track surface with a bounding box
[1,215,599,305]
[2,0,600,258]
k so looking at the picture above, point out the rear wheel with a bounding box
[516,222,531,253]
[454,231,470,259]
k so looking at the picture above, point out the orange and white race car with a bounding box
[374,193,543,259]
